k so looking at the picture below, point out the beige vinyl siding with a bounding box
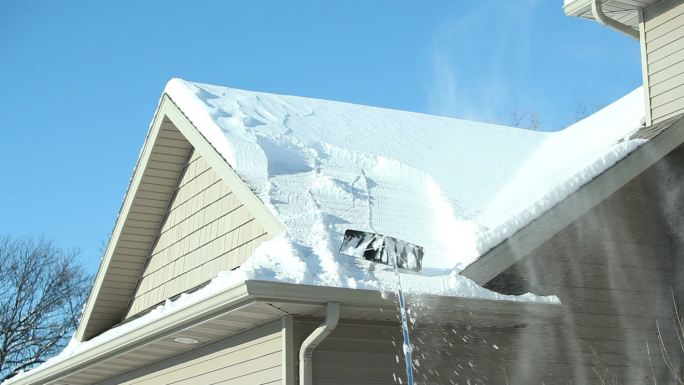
[665,146,684,315]
[482,144,682,384]
[98,321,283,385]
[643,0,684,123]
[292,318,669,384]
[292,319,405,385]
[126,149,268,317]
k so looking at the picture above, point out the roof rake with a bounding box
[340,229,424,273]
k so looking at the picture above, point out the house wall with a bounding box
[126,148,268,318]
[483,143,683,384]
[655,145,684,315]
[96,321,284,385]
[642,0,684,124]
[292,319,407,384]
[292,317,606,384]
[292,316,674,384]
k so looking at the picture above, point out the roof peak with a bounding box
[166,77,540,131]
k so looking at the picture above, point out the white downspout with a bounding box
[591,0,639,39]
[299,302,340,385]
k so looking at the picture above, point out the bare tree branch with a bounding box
[0,235,91,382]
[573,101,605,122]
[510,110,542,130]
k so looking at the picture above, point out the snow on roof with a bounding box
[165,79,644,275]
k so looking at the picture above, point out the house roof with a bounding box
[73,79,647,342]
[5,79,670,384]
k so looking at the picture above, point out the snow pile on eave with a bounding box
[165,78,644,271]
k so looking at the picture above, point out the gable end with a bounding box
[125,148,268,318]
[76,95,284,341]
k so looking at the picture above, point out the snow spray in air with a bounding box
[340,230,424,384]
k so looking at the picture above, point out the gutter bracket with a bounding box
[299,302,340,385]
[591,0,640,39]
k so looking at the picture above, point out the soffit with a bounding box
[564,0,660,29]
[78,106,193,341]
[630,113,684,140]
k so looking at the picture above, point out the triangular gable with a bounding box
[125,148,269,318]
[76,95,284,341]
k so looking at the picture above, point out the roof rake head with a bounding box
[340,229,423,273]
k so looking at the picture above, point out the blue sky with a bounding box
[0,1,641,273]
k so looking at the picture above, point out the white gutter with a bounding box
[299,301,340,385]
[591,0,639,39]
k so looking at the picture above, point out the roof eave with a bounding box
[563,0,592,17]
[9,280,562,385]
[9,282,252,385]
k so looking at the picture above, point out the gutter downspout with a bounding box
[591,0,639,39]
[299,302,340,385]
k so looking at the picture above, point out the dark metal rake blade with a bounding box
[339,229,423,272]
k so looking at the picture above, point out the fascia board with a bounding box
[74,95,173,342]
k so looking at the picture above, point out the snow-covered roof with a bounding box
[4,79,650,385]
[165,79,644,277]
